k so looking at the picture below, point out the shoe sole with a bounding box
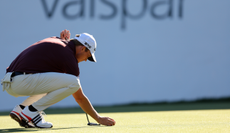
[20,112,53,128]
[10,113,34,128]
[21,118,53,128]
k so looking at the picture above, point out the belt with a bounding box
[11,72,31,78]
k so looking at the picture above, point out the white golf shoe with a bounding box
[10,105,35,128]
[20,106,53,128]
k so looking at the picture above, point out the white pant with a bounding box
[3,72,81,111]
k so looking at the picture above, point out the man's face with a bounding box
[75,46,92,62]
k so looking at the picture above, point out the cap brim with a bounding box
[88,53,96,62]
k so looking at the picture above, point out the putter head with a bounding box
[87,122,100,126]
[86,113,100,126]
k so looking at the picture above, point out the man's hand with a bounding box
[72,88,116,126]
[60,29,70,41]
[97,116,116,126]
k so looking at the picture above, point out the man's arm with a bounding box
[72,88,116,126]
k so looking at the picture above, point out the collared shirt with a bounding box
[7,37,80,77]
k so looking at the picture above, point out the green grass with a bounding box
[0,110,229,133]
[1,99,230,132]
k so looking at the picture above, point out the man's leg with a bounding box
[32,85,79,111]
[10,72,81,96]
[9,72,81,128]
[10,94,47,128]
[20,94,47,107]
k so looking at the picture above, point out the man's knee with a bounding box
[66,76,81,91]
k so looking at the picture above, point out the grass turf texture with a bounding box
[0,98,230,132]
[0,110,229,133]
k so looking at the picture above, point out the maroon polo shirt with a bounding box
[7,37,80,77]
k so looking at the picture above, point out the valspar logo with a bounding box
[41,0,184,30]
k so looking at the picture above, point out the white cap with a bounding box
[74,33,97,62]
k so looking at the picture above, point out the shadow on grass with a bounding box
[0,126,88,132]
[0,128,36,133]
[0,97,230,116]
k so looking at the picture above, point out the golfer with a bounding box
[1,29,116,128]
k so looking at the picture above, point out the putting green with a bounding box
[0,109,229,133]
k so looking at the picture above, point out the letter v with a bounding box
[41,0,59,18]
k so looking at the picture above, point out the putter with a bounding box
[86,113,100,126]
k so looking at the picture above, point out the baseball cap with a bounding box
[74,33,97,62]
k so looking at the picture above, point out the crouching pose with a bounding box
[1,29,115,128]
